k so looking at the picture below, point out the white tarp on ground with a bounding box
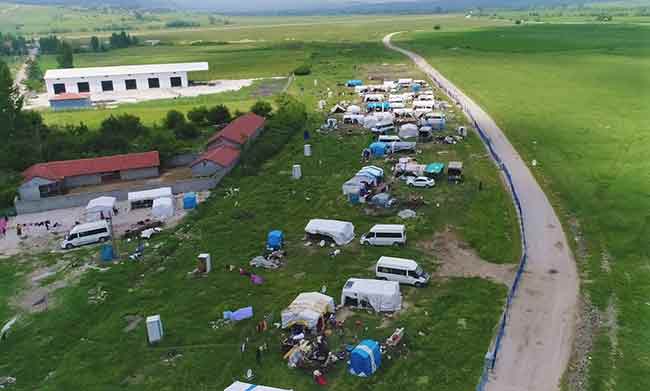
[341,278,402,312]
[399,123,419,139]
[281,292,335,330]
[128,187,172,203]
[85,196,116,221]
[152,197,174,220]
[225,381,293,391]
[305,219,355,245]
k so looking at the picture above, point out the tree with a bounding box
[93,114,146,153]
[250,100,273,117]
[206,104,231,125]
[90,36,100,52]
[187,106,208,125]
[57,42,74,68]
[163,110,186,130]
[433,24,441,30]
[293,64,311,76]
[174,122,200,140]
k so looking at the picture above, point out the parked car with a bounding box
[406,176,435,188]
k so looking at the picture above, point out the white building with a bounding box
[43,62,209,97]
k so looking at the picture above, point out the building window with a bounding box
[53,83,66,94]
[77,82,90,93]
[170,76,182,88]
[125,79,137,90]
[101,80,114,92]
[148,78,160,88]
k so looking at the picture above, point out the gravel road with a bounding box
[384,32,579,391]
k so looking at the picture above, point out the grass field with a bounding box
[399,22,650,391]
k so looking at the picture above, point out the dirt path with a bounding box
[384,33,579,391]
[14,47,37,96]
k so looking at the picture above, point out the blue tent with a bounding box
[183,192,197,209]
[367,102,391,111]
[349,340,382,377]
[267,230,284,250]
[411,83,421,93]
[347,79,364,87]
[369,142,387,157]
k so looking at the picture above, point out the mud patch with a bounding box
[123,315,143,333]
[418,227,517,287]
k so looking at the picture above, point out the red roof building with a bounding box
[22,151,160,183]
[191,145,241,178]
[207,113,266,150]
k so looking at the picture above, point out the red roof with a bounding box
[23,151,160,183]
[192,145,240,168]
[207,113,265,146]
[49,93,91,102]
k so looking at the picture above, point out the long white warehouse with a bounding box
[43,62,209,97]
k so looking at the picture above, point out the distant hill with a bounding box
[7,0,617,14]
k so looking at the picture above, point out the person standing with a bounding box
[16,224,22,238]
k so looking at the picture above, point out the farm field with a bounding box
[399,22,650,391]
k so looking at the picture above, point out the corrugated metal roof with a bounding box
[44,62,209,80]
[192,145,240,168]
[207,113,266,146]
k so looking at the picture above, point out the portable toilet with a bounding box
[267,230,284,250]
[349,340,382,377]
[101,244,114,262]
[183,192,197,210]
[146,315,164,344]
[369,142,387,158]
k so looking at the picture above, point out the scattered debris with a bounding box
[0,376,16,388]
[88,285,108,304]
[398,209,417,219]
[1,316,18,339]
[123,315,143,333]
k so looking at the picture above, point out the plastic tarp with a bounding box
[341,278,402,312]
[349,340,382,377]
[342,175,375,196]
[85,196,116,221]
[359,165,384,179]
[225,382,293,391]
[152,197,174,220]
[368,193,396,208]
[304,219,355,245]
[369,142,387,157]
[128,187,172,203]
[386,141,416,153]
[425,163,445,175]
[281,292,335,330]
[399,123,419,139]
[347,80,363,87]
[224,307,254,321]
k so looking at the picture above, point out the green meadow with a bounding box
[399,22,650,391]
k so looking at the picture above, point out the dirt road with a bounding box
[14,47,38,96]
[384,33,579,391]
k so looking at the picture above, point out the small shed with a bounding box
[349,340,382,377]
[85,196,116,221]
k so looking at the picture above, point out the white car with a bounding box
[407,176,435,188]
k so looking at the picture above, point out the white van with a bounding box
[378,135,401,143]
[61,220,111,249]
[375,256,430,287]
[360,224,406,247]
[371,122,395,135]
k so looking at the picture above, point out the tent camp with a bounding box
[85,196,116,221]
[349,340,382,377]
[128,187,172,209]
[281,292,335,331]
[346,105,362,114]
[152,197,174,220]
[224,382,293,391]
[358,165,384,180]
[304,219,355,245]
[341,278,402,312]
[399,123,419,139]
[341,175,375,196]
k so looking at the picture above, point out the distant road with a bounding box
[14,47,38,96]
[384,32,579,391]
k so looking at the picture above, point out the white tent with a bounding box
[342,175,377,196]
[399,123,419,139]
[152,197,174,220]
[225,382,293,391]
[281,292,335,330]
[341,278,402,312]
[85,196,116,221]
[128,187,172,206]
[346,105,362,114]
[304,219,355,245]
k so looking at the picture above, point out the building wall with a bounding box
[45,71,189,96]
[191,160,224,178]
[50,98,92,111]
[64,174,102,188]
[120,167,159,181]
[18,177,57,202]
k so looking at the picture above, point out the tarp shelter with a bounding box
[347,79,363,87]
[346,105,362,114]
[341,278,402,312]
[349,340,382,377]
[420,112,446,130]
[225,382,293,391]
[368,192,396,208]
[369,142,388,157]
[425,163,446,178]
[342,175,375,196]
[152,197,174,220]
[183,192,197,209]
[399,123,419,139]
[281,292,335,331]
[304,219,355,245]
[358,165,384,180]
[85,196,116,221]
[128,187,172,209]
[267,230,284,250]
